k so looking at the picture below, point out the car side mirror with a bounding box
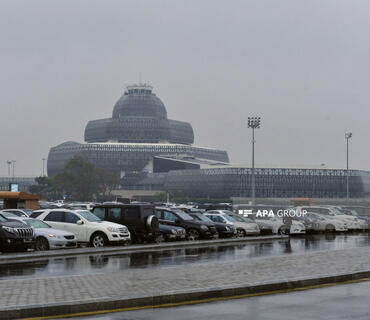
[77,220,84,225]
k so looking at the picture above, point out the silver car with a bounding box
[7,216,77,250]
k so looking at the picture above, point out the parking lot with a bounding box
[0,233,368,280]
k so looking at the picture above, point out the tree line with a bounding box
[29,156,119,201]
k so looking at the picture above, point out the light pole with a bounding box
[6,161,12,177]
[12,160,16,178]
[42,158,47,176]
[248,116,261,205]
[345,132,352,199]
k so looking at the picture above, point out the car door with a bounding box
[161,210,179,226]
[43,211,65,230]
[63,211,87,242]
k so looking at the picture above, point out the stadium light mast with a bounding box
[345,132,352,199]
[248,116,261,205]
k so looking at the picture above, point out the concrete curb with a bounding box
[0,235,288,264]
[2,270,370,320]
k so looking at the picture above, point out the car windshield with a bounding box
[77,210,101,222]
[240,216,254,223]
[230,214,247,222]
[190,213,213,223]
[223,214,234,222]
[171,209,194,221]
[24,219,51,228]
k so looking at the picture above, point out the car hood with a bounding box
[90,221,127,228]
[34,228,75,237]
[0,221,29,228]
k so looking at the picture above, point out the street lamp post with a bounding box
[248,116,261,205]
[42,158,47,176]
[6,161,12,177]
[12,160,16,178]
[345,132,352,199]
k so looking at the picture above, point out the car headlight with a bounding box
[171,229,177,235]
[107,227,120,233]
[225,226,230,231]
[200,225,208,230]
[2,226,15,234]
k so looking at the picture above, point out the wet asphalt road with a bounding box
[0,233,369,280]
[66,280,370,320]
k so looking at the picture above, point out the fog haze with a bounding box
[1,0,370,176]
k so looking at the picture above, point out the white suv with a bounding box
[37,209,130,247]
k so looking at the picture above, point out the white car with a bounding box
[249,213,305,235]
[296,206,365,230]
[205,210,260,237]
[302,212,348,232]
[4,216,77,250]
[36,209,130,247]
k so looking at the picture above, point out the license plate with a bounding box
[24,239,33,243]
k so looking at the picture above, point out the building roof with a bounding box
[0,192,40,200]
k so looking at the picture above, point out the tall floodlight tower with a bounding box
[248,117,261,205]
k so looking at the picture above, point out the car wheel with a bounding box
[236,228,246,238]
[36,237,49,251]
[187,229,200,241]
[90,232,108,248]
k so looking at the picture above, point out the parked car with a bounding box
[0,213,35,252]
[0,209,32,217]
[296,206,366,230]
[246,212,305,235]
[91,203,160,244]
[4,216,77,250]
[341,206,370,229]
[159,224,186,241]
[36,209,130,247]
[155,207,218,240]
[295,212,347,232]
[205,210,260,237]
[188,211,236,238]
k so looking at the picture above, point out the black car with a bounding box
[188,212,236,238]
[155,207,218,240]
[92,203,161,244]
[0,214,35,252]
[159,224,186,241]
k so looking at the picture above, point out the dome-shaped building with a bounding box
[48,84,229,178]
[84,84,194,145]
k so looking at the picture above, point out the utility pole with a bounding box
[247,117,261,205]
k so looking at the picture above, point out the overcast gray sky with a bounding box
[1,0,369,176]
